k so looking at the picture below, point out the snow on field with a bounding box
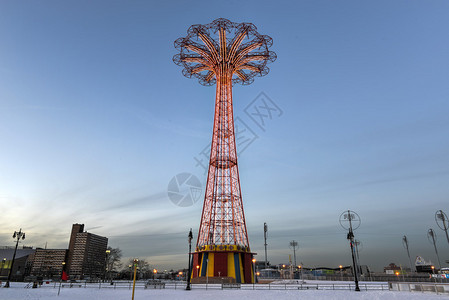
[0,282,447,300]
[1,288,448,300]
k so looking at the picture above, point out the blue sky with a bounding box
[1,0,448,271]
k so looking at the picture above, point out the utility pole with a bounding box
[402,236,413,272]
[264,223,268,269]
[427,229,442,270]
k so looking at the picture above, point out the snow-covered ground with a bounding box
[0,281,446,300]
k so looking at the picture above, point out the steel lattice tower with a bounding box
[174,18,276,283]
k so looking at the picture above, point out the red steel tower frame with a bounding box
[174,18,276,283]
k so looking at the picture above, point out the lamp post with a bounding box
[298,265,302,281]
[131,259,138,300]
[186,228,193,290]
[339,265,343,281]
[431,266,436,283]
[128,265,132,281]
[196,265,199,278]
[105,249,110,283]
[252,258,256,285]
[61,262,66,280]
[5,228,25,288]
[153,269,157,280]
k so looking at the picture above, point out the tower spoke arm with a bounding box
[237,64,261,73]
[234,70,247,81]
[198,32,220,64]
[185,45,215,65]
[237,55,267,66]
[191,65,212,74]
[227,30,247,63]
[182,57,212,66]
[233,42,263,65]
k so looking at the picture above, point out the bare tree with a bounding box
[106,247,122,280]
[125,258,151,279]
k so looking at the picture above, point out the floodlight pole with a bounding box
[346,211,360,292]
[428,229,442,270]
[186,228,193,291]
[264,223,268,269]
[435,210,449,245]
[289,240,298,270]
[402,235,413,272]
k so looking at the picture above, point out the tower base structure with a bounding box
[191,245,255,283]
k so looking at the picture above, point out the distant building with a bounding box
[66,224,108,279]
[0,246,36,281]
[415,256,435,273]
[384,263,402,274]
[1,224,108,282]
[30,249,68,278]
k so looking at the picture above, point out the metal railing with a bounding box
[47,281,388,291]
[389,282,449,295]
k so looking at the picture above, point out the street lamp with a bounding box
[298,265,302,281]
[339,265,343,281]
[5,228,25,288]
[128,265,132,281]
[196,265,199,278]
[186,228,193,290]
[61,262,66,281]
[431,266,436,283]
[131,259,138,300]
[105,249,111,283]
[252,258,256,284]
[153,268,157,280]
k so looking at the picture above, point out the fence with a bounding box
[389,282,449,295]
[47,281,388,291]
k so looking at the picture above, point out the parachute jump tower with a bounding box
[173,18,276,283]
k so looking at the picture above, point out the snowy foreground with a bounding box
[0,281,446,300]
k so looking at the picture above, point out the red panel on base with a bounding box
[192,253,201,278]
[243,253,253,283]
[214,252,228,277]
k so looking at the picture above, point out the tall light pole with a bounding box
[264,223,268,269]
[402,236,413,272]
[435,210,449,245]
[186,228,193,290]
[339,210,361,292]
[5,228,25,288]
[427,229,442,270]
[289,240,298,270]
